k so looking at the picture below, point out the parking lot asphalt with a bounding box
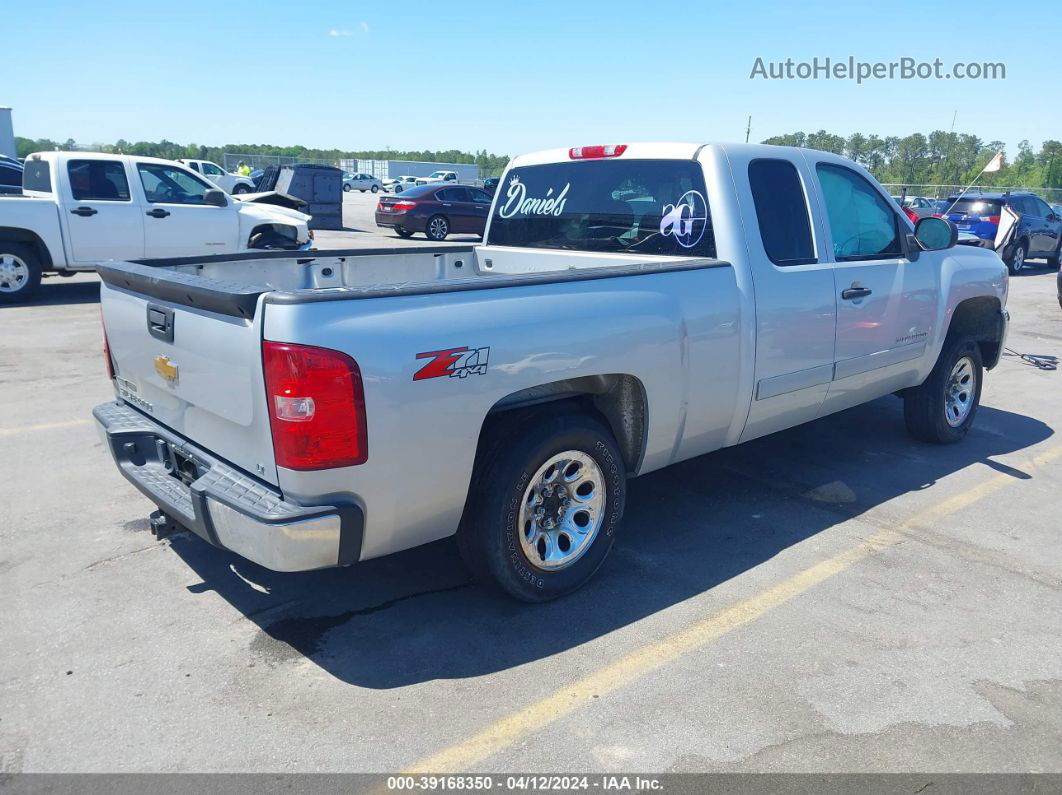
[2,247,1061,773]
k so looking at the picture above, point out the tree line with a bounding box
[761,130,1062,191]
[13,137,512,176]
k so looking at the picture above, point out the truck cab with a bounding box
[177,159,256,194]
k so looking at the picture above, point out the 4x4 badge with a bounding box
[414,347,490,380]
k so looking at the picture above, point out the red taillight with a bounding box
[391,200,416,212]
[262,341,367,470]
[981,215,1001,224]
[902,206,919,224]
[569,144,627,159]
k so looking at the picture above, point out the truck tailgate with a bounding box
[100,282,278,486]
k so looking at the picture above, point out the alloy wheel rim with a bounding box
[430,218,447,238]
[1013,247,1024,271]
[944,355,976,427]
[0,254,29,293]
[517,450,606,571]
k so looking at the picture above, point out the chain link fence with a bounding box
[222,153,339,173]
[883,183,1062,204]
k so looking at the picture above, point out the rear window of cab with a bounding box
[487,159,716,258]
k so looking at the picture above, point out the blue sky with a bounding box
[3,0,1057,156]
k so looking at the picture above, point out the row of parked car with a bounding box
[341,169,497,195]
[893,191,1062,274]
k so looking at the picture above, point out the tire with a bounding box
[1047,239,1061,269]
[371,184,379,193]
[457,407,627,602]
[0,243,43,304]
[394,228,414,238]
[343,183,352,193]
[425,215,449,241]
[1006,240,1028,275]
[232,184,251,195]
[904,336,983,444]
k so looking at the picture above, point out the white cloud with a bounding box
[360,21,369,33]
[328,28,352,37]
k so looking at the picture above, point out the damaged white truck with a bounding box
[93,142,1009,601]
[0,152,311,302]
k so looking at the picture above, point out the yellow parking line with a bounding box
[404,444,1062,774]
[0,419,90,437]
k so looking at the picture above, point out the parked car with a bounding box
[0,152,311,302]
[483,177,500,194]
[375,183,493,240]
[388,175,419,193]
[93,141,1008,601]
[0,158,22,195]
[177,159,255,194]
[416,170,459,185]
[941,191,1062,273]
[343,172,382,193]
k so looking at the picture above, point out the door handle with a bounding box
[841,286,872,300]
[70,206,97,217]
[146,209,171,218]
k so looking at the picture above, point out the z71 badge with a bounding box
[414,346,490,381]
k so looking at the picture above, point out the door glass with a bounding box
[469,188,493,204]
[68,160,131,201]
[748,159,815,266]
[816,163,901,260]
[137,163,213,204]
[1033,197,1053,217]
[438,187,468,202]
[202,163,224,176]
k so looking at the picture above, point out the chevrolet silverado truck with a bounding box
[0,152,311,302]
[93,142,1009,601]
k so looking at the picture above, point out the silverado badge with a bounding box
[154,355,179,384]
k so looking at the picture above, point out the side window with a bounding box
[815,163,901,260]
[202,163,224,176]
[187,162,200,172]
[137,163,212,204]
[67,160,131,202]
[469,188,493,204]
[438,187,468,202]
[748,159,816,266]
[1033,197,1053,217]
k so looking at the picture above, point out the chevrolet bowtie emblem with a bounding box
[154,355,179,384]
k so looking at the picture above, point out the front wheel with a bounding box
[1047,239,1061,269]
[394,228,414,238]
[343,183,352,193]
[371,184,379,193]
[232,184,252,195]
[0,244,43,304]
[457,408,626,602]
[425,215,449,241]
[904,336,983,444]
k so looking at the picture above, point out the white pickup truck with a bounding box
[0,152,312,302]
[93,142,1008,601]
[177,159,256,194]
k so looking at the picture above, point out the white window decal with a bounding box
[659,190,708,249]
[497,176,570,219]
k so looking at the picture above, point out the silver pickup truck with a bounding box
[94,142,1008,601]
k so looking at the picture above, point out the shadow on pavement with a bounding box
[14,279,101,306]
[167,396,1052,688]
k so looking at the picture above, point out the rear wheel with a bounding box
[371,184,379,193]
[0,244,42,304]
[425,215,449,241]
[232,184,252,195]
[904,336,983,444]
[457,408,626,602]
[1006,241,1028,275]
[1047,239,1061,269]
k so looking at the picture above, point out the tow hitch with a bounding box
[148,509,180,540]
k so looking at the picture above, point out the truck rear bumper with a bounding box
[93,401,363,571]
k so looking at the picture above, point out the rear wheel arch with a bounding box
[0,227,54,268]
[481,374,648,475]
[945,295,1004,369]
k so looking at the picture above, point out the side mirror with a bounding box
[913,216,957,251]
[204,188,228,207]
